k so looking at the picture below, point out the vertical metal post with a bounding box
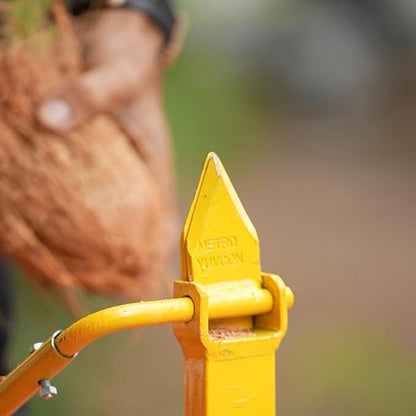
[174,153,293,416]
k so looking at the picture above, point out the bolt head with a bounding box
[38,380,58,400]
[29,342,43,354]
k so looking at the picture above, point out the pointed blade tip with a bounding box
[206,152,222,176]
[207,151,218,159]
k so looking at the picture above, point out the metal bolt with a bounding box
[29,342,43,354]
[38,379,58,400]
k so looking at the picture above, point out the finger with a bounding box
[161,12,189,68]
[37,56,159,132]
[113,80,173,183]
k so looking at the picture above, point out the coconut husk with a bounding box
[0,1,178,310]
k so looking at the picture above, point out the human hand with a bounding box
[37,6,186,190]
[37,7,184,275]
[37,8,167,131]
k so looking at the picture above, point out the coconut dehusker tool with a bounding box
[0,153,293,416]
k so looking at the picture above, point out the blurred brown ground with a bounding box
[242,107,415,346]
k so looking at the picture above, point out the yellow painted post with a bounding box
[174,153,293,416]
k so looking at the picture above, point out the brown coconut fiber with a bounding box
[0,1,178,311]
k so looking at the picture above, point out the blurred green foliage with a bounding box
[4,0,53,39]
[165,47,271,189]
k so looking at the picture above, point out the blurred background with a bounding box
[7,0,416,414]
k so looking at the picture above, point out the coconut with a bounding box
[0,0,178,311]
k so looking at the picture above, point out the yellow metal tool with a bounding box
[0,152,293,416]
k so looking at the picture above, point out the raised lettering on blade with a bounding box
[196,252,244,271]
[197,236,238,252]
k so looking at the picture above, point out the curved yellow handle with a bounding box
[0,287,274,416]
